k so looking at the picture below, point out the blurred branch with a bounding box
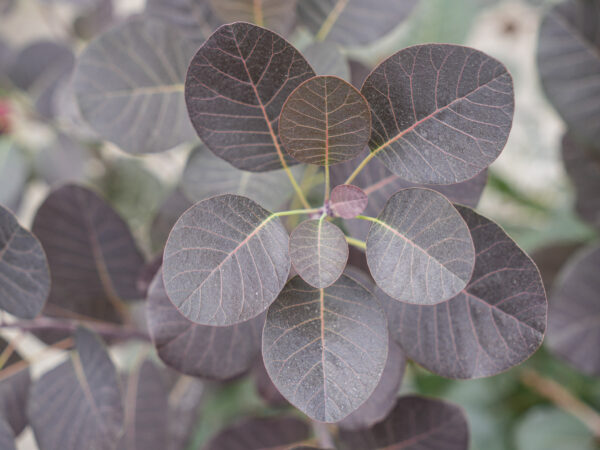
[521,368,600,438]
[0,337,73,382]
[311,420,335,449]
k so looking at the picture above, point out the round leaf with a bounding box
[262,275,388,422]
[0,205,49,319]
[163,194,290,326]
[366,188,475,304]
[383,206,547,379]
[330,184,367,219]
[362,44,514,184]
[280,76,370,166]
[547,244,600,376]
[209,0,298,35]
[147,270,264,379]
[72,16,197,154]
[185,22,315,172]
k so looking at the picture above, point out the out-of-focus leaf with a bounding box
[263,275,388,422]
[0,205,49,319]
[252,356,288,407]
[303,42,350,80]
[362,44,513,184]
[330,184,367,219]
[147,270,264,379]
[339,395,469,449]
[150,189,192,252]
[0,419,14,450]
[28,328,124,450]
[73,17,197,154]
[36,133,89,186]
[136,254,162,299]
[209,0,298,35]
[547,243,600,376]
[383,206,547,379]
[537,0,600,145]
[0,143,27,213]
[531,242,582,292]
[167,376,204,450]
[185,22,315,172]
[366,188,475,304]
[348,60,370,88]
[73,0,114,40]
[0,338,31,436]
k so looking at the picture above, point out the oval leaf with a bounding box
[366,188,475,304]
[280,75,370,165]
[297,0,419,46]
[383,205,547,379]
[73,16,197,154]
[28,328,124,450]
[330,184,367,219]
[0,338,31,436]
[0,205,49,319]
[262,275,388,422]
[185,22,315,172]
[163,194,290,326]
[537,0,600,145]
[209,0,298,35]
[289,219,348,288]
[147,270,264,379]
[339,395,469,450]
[362,44,514,184]
[547,244,600,376]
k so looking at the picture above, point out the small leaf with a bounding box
[303,42,350,80]
[339,395,469,450]
[262,275,388,422]
[366,188,475,304]
[185,22,315,172]
[204,416,311,450]
[362,44,514,184]
[28,328,124,450]
[147,270,264,379]
[537,0,600,145]
[209,0,298,35]
[297,0,419,46]
[280,76,370,166]
[0,205,49,319]
[289,219,348,288]
[0,338,31,436]
[382,206,547,379]
[163,194,290,326]
[547,243,600,376]
[0,420,14,450]
[330,184,367,219]
[72,16,197,154]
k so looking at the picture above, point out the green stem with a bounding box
[274,208,322,217]
[344,151,377,185]
[345,236,366,250]
[284,164,311,209]
[356,214,379,224]
[324,165,330,203]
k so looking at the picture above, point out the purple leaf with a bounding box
[252,356,288,407]
[209,0,298,35]
[0,338,30,436]
[330,184,368,219]
[0,419,14,450]
[151,189,193,252]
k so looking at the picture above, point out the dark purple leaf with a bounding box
[184,22,315,172]
[289,219,348,288]
[204,416,311,450]
[32,184,145,329]
[28,327,124,450]
[531,242,582,292]
[73,0,114,40]
[330,184,367,219]
[349,60,370,89]
[537,0,600,145]
[280,76,370,166]
[209,0,298,35]
[262,275,388,422]
[0,338,30,436]
[72,16,197,154]
[137,254,162,298]
[547,244,600,376]
[0,419,14,450]
[0,204,49,319]
[366,188,475,304]
[383,206,547,379]
[297,0,419,46]
[150,189,193,252]
[167,377,204,450]
[163,194,289,326]
[362,44,514,184]
[339,339,405,430]
[117,360,169,450]
[253,357,288,407]
[303,42,350,80]
[339,395,469,450]
[147,270,264,379]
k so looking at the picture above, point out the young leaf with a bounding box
[185,22,315,172]
[339,395,469,450]
[209,0,298,35]
[32,184,145,330]
[147,270,264,379]
[28,328,124,450]
[330,184,368,219]
[297,0,419,46]
[163,194,290,326]
[362,44,514,184]
[262,275,388,422]
[547,244,600,376]
[289,219,348,288]
[383,206,547,379]
[72,16,197,154]
[0,338,31,436]
[0,205,49,319]
[0,420,14,450]
[366,188,475,304]
[303,42,350,80]
[537,0,600,145]
[280,76,370,166]
[204,416,311,450]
